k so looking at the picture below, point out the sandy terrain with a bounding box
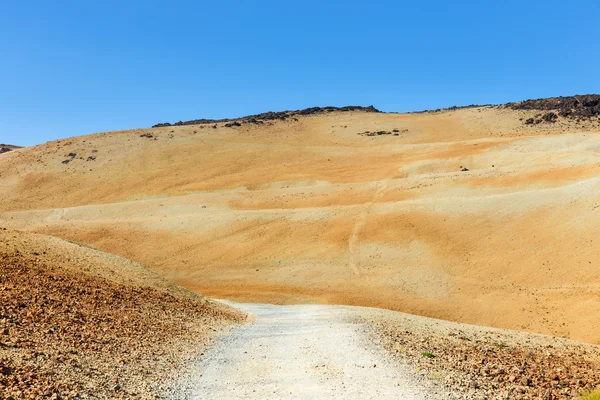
[2,103,600,344]
[173,302,451,400]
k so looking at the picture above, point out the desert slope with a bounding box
[1,98,600,343]
[0,229,243,399]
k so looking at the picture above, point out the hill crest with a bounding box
[152,105,380,128]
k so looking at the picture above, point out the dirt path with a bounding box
[347,178,390,277]
[174,302,447,400]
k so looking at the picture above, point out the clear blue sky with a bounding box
[2,0,599,146]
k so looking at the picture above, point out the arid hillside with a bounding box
[2,96,600,344]
[0,229,243,399]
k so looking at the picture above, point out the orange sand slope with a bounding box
[2,104,600,344]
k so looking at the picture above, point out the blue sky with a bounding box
[1,0,599,146]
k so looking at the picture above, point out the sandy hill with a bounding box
[0,229,242,399]
[2,95,600,344]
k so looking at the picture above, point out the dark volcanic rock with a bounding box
[412,103,492,114]
[507,94,600,121]
[152,105,380,128]
[0,144,22,154]
[541,112,558,123]
[358,128,407,137]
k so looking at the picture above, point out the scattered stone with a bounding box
[509,94,600,125]
[508,94,600,118]
[542,112,558,123]
[358,130,399,137]
[0,230,244,399]
[365,310,600,400]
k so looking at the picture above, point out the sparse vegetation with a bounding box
[421,352,435,358]
[580,388,600,400]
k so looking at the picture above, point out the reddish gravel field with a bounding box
[0,230,244,399]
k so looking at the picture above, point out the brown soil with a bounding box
[0,229,244,399]
[361,308,600,399]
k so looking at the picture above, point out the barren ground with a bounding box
[2,104,600,344]
[171,301,600,400]
[0,229,243,399]
[174,302,451,400]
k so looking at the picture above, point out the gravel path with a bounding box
[174,302,445,400]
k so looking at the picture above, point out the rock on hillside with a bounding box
[506,94,600,122]
[0,144,21,154]
[0,229,244,400]
[152,105,380,127]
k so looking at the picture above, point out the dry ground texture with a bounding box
[2,98,600,347]
[0,229,243,399]
[177,302,452,400]
[172,300,600,400]
[360,306,600,399]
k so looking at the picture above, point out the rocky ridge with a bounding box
[505,94,600,127]
[152,105,380,128]
[506,94,600,119]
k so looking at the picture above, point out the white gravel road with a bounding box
[173,302,448,400]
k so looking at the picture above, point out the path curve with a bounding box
[175,302,444,400]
